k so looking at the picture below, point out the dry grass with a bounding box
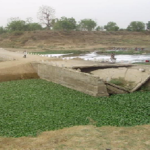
[0,125,150,150]
[0,31,150,51]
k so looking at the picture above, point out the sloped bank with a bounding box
[0,62,39,82]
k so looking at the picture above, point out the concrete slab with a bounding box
[90,68,128,81]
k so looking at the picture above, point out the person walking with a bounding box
[23,50,27,58]
[110,53,116,63]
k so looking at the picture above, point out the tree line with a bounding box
[0,5,150,34]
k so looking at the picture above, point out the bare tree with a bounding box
[37,5,55,29]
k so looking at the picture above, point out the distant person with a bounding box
[23,50,27,58]
[110,53,116,62]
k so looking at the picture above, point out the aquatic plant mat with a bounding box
[0,79,149,138]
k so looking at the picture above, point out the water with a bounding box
[43,51,150,63]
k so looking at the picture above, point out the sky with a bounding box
[0,0,150,29]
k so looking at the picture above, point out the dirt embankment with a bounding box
[0,125,150,150]
[0,62,39,82]
[0,31,150,50]
[0,48,49,82]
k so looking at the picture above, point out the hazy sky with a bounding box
[0,0,150,28]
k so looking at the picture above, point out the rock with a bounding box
[139,68,145,72]
[77,68,81,72]
[106,77,111,82]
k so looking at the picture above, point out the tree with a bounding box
[119,28,126,31]
[96,26,104,31]
[25,18,42,31]
[6,18,26,31]
[0,26,6,34]
[26,23,42,31]
[6,17,42,31]
[127,21,145,31]
[78,19,97,31]
[146,21,150,30]
[104,22,119,31]
[53,17,76,31]
[37,5,55,29]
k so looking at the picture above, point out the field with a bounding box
[0,79,150,138]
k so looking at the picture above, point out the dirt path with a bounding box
[0,48,96,69]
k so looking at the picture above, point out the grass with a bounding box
[0,79,150,137]
[109,78,125,86]
[97,50,147,55]
[109,77,135,90]
[30,50,88,55]
[30,50,83,54]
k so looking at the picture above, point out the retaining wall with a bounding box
[34,62,109,97]
[0,63,39,82]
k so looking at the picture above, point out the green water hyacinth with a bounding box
[0,79,149,137]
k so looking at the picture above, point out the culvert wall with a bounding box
[34,62,109,97]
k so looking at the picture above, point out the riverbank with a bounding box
[1,31,150,50]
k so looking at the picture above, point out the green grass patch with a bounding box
[109,78,125,86]
[97,50,145,55]
[31,50,87,55]
[109,77,135,90]
[0,79,150,137]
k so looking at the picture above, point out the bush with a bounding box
[12,31,24,36]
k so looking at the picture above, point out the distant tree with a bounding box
[37,5,55,29]
[146,21,150,30]
[26,23,42,31]
[119,28,127,31]
[104,22,119,31]
[96,26,104,31]
[53,17,76,31]
[51,19,57,29]
[6,17,43,31]
[25,18,42,30]
[127,21,145,31]
[78,19,97,31]
[6,18,26,31]
[0,26,7,34]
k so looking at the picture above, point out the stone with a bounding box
[139,68,145,72]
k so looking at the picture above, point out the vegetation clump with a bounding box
[109,77,135,90]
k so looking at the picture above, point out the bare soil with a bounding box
[0,125,150,150]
